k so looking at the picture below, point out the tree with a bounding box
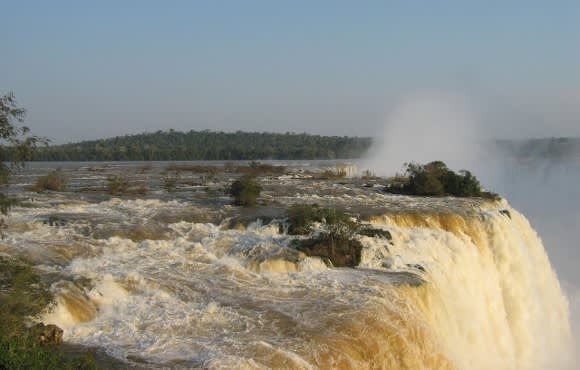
[0,92,45,214]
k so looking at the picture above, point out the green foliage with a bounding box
[0,335,96,370]
[287,204,353,235]
[105,175,129,195]
[0,92,45,213]
[0,257,52,335]
[30,130,372,161]
[0,257,98,370]
[32,170,67,192]
[287,204,390,238]
[229,176,261,206]
[0,95,99,368]
[386,161,488,198]
[287,204,323,235]
[288,205,391,267]
[292,207,361,267]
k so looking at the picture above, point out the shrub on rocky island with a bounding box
[385,161,498,199]
[287,204,391,267]
[295,232,363,268]
[287,204,353,235]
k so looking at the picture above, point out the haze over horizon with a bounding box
[1,1,579,144]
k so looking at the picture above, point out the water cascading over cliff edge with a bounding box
[33,199,573,369]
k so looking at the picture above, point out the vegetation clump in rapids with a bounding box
[32,170,67,192]
[229,176,262,207]
[287,204,391,267]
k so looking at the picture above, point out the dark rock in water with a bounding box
[32,323,63,345]
[500,209,511,219]
[295,235,362,267]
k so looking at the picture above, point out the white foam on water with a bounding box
[3,193,572,369]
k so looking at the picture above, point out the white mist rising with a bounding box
[363,93,485,177]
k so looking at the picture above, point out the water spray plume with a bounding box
[364,93,484,177]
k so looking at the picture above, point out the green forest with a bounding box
[26,130,373,161]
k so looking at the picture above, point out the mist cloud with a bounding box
[363,92,484,177]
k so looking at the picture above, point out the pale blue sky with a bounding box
[1,1,579,143]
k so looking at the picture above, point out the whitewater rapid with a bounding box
[1,163,574,369]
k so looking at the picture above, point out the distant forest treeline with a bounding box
[27,130,373,161]
[496,137,580,161]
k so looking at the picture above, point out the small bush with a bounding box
[288,205,360,267]
[105,175,129,195]
[287,204,353,235]
[287,205,394,267]
[229,176,261,206]
[32,170,66,192]
[287,204,323,235]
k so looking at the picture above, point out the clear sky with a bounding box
[1,1,579,143]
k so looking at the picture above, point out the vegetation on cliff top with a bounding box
[385,161,498,199]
